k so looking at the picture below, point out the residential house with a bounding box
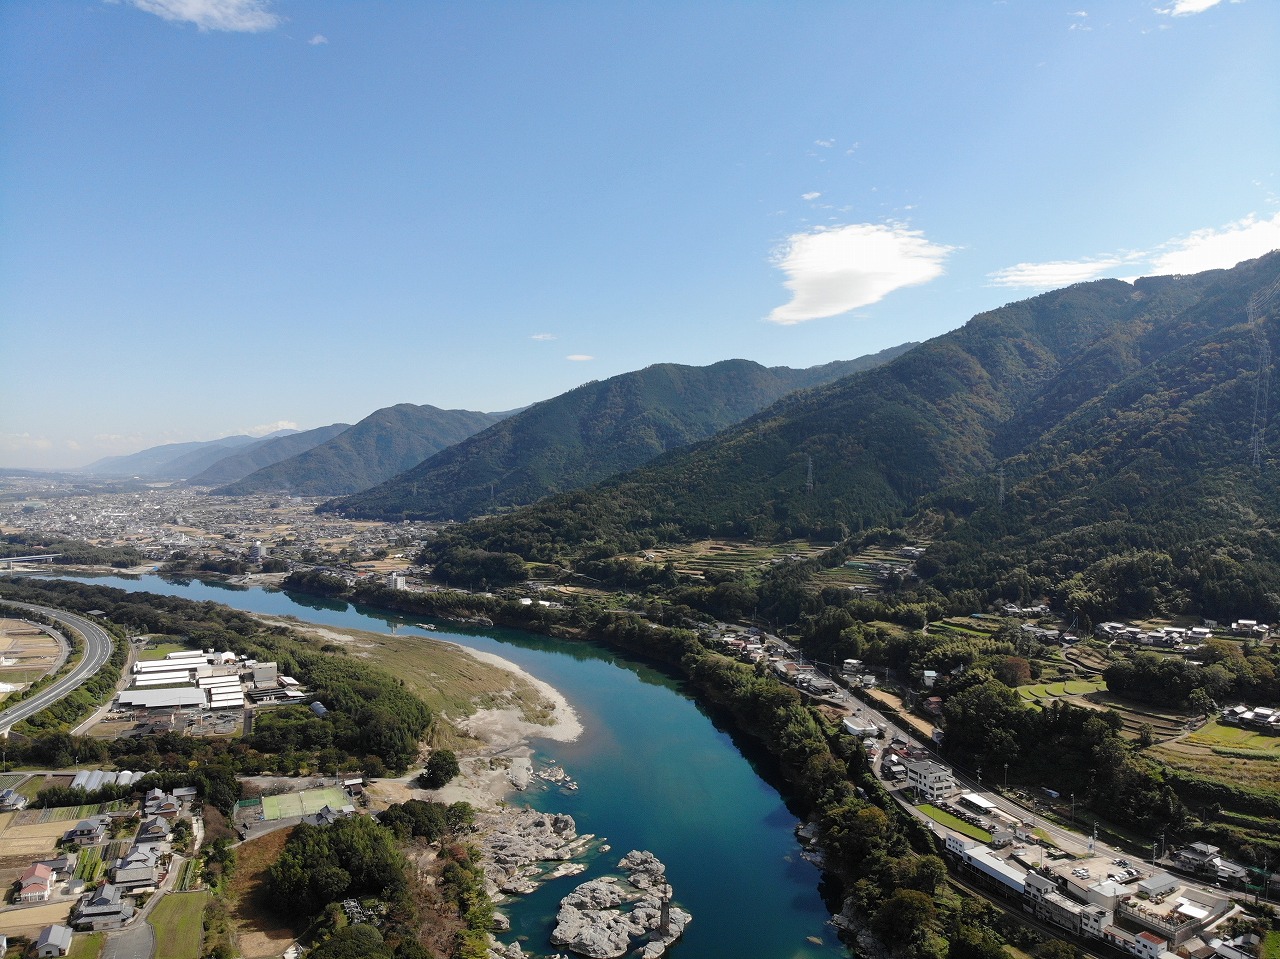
[73,882,135,931]
[137,816,171,844]
[111,846,159,891]
[304,804,356,827]
[17,862,55,902]
[36,854,77,880]
[0,787,28,811]
[65,816,109,846]
[143,788,180,819]
[34,924,74,958]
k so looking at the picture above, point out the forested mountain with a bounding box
[78,432,292,479]
[326,347,914,521]
[185,422,351,487]
[211,404,502,497]
[423,254,1280,603]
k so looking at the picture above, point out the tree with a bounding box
[309,925,392,959]
[421,749,460,789]
[873,888,937,945]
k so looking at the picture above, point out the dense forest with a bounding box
[328,349,914,522]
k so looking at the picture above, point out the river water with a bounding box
[55,575,848,959]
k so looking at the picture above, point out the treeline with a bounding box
[0,533,145,568]
[1105,645,1279,708]
[0,578,434,776]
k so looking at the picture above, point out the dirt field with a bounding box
[0,812,77,861]
[0,617,62,693]
[0,900,75,937]
[227,829,300,959]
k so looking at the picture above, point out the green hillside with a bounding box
[327,348,914,521]
[212,404,501,497]
[420,255,1280,597]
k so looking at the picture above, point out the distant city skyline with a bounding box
[3,0,1278,468]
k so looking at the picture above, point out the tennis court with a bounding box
[260,786,348,821]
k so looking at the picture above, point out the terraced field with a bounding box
[1151,720,1280,800]
[651,538,830,579]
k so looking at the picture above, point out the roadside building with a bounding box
[905,760,957,801]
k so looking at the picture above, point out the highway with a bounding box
[0,602,115,735]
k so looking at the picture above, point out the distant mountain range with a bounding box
[184,423,352,487]
[78,430,298,480]
[209,404,504,497]
[325,347,915,522]
[420,253,1280,618]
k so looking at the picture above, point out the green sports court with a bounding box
[260,786,349,821]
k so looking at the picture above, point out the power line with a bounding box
[1248,274,1280,469]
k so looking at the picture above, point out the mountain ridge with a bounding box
[325,346,915,521]
[211,404,503,497]
[418,254,1280,580]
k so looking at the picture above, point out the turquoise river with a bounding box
[54,574,850,959]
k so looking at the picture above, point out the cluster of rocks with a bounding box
[549,850,691,959]
[476,807,595,898]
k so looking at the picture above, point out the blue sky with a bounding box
[3,0,1278,469]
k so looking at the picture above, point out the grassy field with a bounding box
[263,616,564,748]
[137,639,195,661]
[917,804,993,842]
[1261,930,1280,959]
[1017,679,1107,702]
[67,932,105,959]
[1181,721,1280,754]
[149,891,210,959]
[227,830,300,959]
[1152,720,1280,800]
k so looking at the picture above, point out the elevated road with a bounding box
[0,602,114,735]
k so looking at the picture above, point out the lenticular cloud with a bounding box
[767,223,953,325]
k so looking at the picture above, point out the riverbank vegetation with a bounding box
[0,578,435,781]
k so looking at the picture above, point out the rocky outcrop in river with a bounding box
[476,807,595,897]
[550,850,691,959]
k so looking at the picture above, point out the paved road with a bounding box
[101,917,155,959]
[0,603,114,734]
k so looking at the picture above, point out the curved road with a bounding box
[0,602,114,735]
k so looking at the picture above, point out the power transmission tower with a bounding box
[806,455,814,494]
[997,465,1005,509]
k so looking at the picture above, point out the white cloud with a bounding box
[801,192,822,201]
[245,420,300,437]
[0,433,53,453]
[566,354,594,362]
[530,333,557,341]
[308,34,328,45]
[766,223,954,325]
[988,257,1126,289]
[122,0,282,32]
[1156,0,1225,15]
[987,211,1280,291]
[814,139,835,148]
[1146,212,1280,274]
